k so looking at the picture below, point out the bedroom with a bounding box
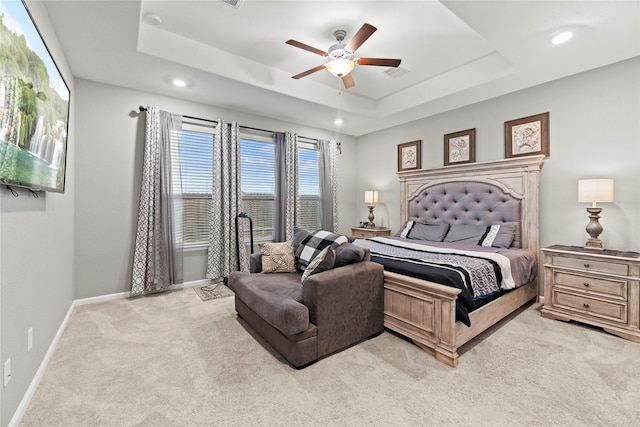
[1,0,639,425]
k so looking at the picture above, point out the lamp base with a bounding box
[584,238,604,250]
[584,207,604,250]
[367,205,375,228]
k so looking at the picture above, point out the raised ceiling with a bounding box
[43,0,639,136]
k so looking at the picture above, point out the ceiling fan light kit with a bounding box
[286,23,401,89]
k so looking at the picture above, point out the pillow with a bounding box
[292,227,311,254]
[479,223,517,248]
[301,247,336,283]
[443,224,491,245]
[295,230,348,270]
[397,221,450,242]
[444,223,518,248]
[260,241,296,273]
[334,242,366,268]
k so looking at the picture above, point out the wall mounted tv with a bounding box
[0,0,70,193]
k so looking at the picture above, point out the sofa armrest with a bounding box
[302,261,384,357]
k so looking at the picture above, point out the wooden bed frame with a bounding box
[384,155,545,367]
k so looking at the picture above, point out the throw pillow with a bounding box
[397,221,450,242]
[443,224,490,245]
[260,241,296,273]
[479,223,517,248]
[334,242,366,268]
[295,229,348,270]
[301,247,336,283]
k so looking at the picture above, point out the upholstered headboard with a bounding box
[397,155,544,252]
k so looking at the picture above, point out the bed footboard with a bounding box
[383,271,538,367]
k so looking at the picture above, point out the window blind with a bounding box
[240,137,276,242]
[179,128,214,245]
[298,144,321,231]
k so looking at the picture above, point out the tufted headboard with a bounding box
[397,155,544,252]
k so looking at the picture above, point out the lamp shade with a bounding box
[326,58,355,77]
[578,179,614,205]
[364,190,379,205]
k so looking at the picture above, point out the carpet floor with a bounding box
[20,289,640,426]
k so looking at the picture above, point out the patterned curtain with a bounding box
[131,106,184,295]
[206,120,249,279]
[319,139,339,231]
[274,132,299,242]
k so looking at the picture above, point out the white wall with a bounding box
[356,57,640,255]
[0,1,75,425]
[73,79,358,298]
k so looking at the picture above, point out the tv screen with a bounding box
[0,0,70,193]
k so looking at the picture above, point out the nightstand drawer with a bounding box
[553,256,628,276]
[554,271,627,300]
[553,290,627,324]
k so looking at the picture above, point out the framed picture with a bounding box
[0,0,70,193]
[504,112,549,158]
[444,128,476,166]
[397,140,421,171]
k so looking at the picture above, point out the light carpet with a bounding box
[20,289,640,426]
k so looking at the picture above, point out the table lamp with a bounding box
[364,190,379,227]
[578,178,614,250]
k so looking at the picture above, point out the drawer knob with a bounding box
[583,303,590,309]
[583,282,590,287]
[583,263,590,268]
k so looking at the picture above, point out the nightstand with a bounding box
[541,245,640,343]
[350,227,391,238]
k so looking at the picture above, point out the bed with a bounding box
[361,155,544,367]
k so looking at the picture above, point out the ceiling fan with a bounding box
[286,23,401,89]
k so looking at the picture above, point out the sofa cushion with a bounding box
[228,271,309,336]
[260,241,296,273]
[301,247,336,283]
[295,230,348,270]
[334,243,366,268]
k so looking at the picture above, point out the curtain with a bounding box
[207,120,249,279]
[131,106,184,295]
[274,132,299,242]
[319,139,338,231]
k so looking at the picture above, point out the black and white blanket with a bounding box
[353,237,516,326]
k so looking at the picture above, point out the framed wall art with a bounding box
[504,112,549,158]
[444,128,476,166]
[397,140,421,171]
[0,0,70,193]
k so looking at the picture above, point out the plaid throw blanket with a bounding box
[295,230,348,269]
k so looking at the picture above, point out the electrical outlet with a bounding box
[3,358,11,387]
[28,327,33,352]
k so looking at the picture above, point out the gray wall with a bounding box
[355,57,640,254]
[0,1,75,425]
[73,79,358,298]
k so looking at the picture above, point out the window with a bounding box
[240,133,276,242]
[297,142,321,231]
[179,124,214,246]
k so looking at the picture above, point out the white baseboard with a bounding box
[8,303,74,427]
[8,278,214,426]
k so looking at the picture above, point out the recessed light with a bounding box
[334,118,343,125]
[551,31,573,45]
[172,79,187,87]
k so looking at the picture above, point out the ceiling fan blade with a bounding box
[342,74,355,89]
[345,23,377,54]
[285,39,327,57]
[357,58,402,67]
[291,64,326,79]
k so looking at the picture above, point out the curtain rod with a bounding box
[138,106,320,143]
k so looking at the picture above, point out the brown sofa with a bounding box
[228,251,384,368]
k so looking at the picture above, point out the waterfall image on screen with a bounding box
[0,0,70,193]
